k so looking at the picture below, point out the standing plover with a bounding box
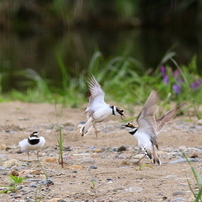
[124,91,180,165]
[81,74,125,137]
[19,132,46,159]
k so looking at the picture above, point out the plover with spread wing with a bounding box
[124,91,180,165]
[19,131,46,159]
[81,74,125,137]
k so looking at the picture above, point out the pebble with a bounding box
[172,191,186,196]
[10,170,19,176]
[117,146,127,152]
[124,187,144,192]
[3,159,23,168]
[113,187,124,191]
[47,198,63,202]
[41,179,54,186]
[90,165,97,169]
[26,174,34,178]
[29,182,37,188]
[68,165,83,169]
[43,158,58,163]
[169,158,199,164]
[171,197,186,201]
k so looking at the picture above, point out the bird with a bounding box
[124,91,180,165]
[80,74,125,137]
[19,131,46,160]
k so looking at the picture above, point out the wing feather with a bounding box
[85,75,106,113]
[136,91,159,147]
[156,105,180,134]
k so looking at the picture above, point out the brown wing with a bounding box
[136,91,159,147]
[156,105,180,134]
[137,90,158,129]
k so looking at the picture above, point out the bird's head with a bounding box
[30,131,39,138]
[112,106,125,119]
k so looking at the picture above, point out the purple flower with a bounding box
[160,66,166,76]
[163,75,169,84]
[173,69,181,78]
[177,77,184,83]
[190,79,201,90]
[160,67,169,84]
[172,84,181,95]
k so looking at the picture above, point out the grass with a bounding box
[0,174,25,193]
[181,151,202,202]
[0,51,202,118]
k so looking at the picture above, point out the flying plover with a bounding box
[19,131,46,159]
[81,74,125,137]
[124,91,180,165]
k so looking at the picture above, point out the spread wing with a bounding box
[85,75,106,113]
[136,91,159,147]
[156,105,180,134]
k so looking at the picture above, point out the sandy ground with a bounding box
[0,102,202,202]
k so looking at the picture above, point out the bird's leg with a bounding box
[129,147,141,159]
[93,124,99,137]
[135,154,146,164]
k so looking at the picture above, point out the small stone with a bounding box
[90,165,97,169]
[43,158,58,163]
[117,146,127,152]
[0,144,7,150]
[172,191,186,196]
[72,170,77,173]
[29,182,37,188]
[197,119,202,125]
[16,185,23,190]
[95,149,103,153]
[179,146,187,150]
[124,186,144,192]
[169,158,199,164]
[47,198,63,202]
[190,151,199,158]
[30,169,42,175]
[10,170,19,176]
[171,197,186,201]
[114,187,124,191]
[26,174,34,178]
[3,159,23,168]
[41,179,54,186]
[68,165,83,169]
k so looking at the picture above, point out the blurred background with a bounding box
[1,0,202,93]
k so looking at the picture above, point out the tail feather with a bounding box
[80,117,93,136]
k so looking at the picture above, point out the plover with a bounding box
[19,132,46,159]
[124,91,180,165]
[81,74,125,137]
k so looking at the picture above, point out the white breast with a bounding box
[133,130,151,148]
[92,105,112,121]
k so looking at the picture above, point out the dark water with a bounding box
[1,26,202,93]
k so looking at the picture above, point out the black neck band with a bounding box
[129,128,138,135]
[111,106,115,115]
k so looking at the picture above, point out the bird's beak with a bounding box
[121,124,127,129]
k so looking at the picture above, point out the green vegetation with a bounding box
[0,174,25,193]
[182,151,202,202]
[0,51,202,118]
